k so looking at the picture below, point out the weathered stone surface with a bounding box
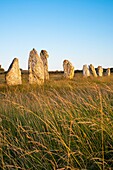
[28,48,44,84]
[40,50,49,80]
[89,64,97,77]
[97,66,103,77]
[105,68,110,76]
[5,58,22,85]
[63,60,74,79]
[0,117,3,148]
[83,65,90,77]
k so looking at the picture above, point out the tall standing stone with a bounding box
[97,66,103,77]
[89,64,97,77]
[28,48,44,85]
[105,68,110,76]
[5,58,22,85]
[83,65,90,77]
[40,50,49,80]
[63,60,74,79]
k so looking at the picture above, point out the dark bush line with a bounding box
[0,67,113,75]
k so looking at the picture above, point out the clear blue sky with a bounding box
[0,0,113,71]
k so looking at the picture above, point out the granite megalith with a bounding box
[5,58,22,85]
[63,60,74,79]
[40,50,49,80]
[89,64,97,77]
[28,48,44,84]
[105,68,110,76]
[83,65,90,77]
[97,66,103,77]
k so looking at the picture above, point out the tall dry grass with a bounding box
[0,74,113,169]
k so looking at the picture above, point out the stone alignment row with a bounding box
[5,48,49,85]
[83,64,110,77]
[5,49,111,85]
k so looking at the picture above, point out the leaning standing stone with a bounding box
[83,65,90,77]
[6,58,22,85]
[89,64,97,77]
[28,48,44,85]
[63,60,74,79]
[40,50,49,80]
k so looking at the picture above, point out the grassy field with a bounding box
[0,73,113,170]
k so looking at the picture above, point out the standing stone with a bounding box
[89,64,97,77]
[105,68,110,76]
[63,60,74,79]
[28,48,44,85]
[97,66,103,77]
[5,58,22,85]
[40,50,49,80]
[83,65,90,77]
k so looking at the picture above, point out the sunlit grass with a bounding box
[0,73,113,169]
